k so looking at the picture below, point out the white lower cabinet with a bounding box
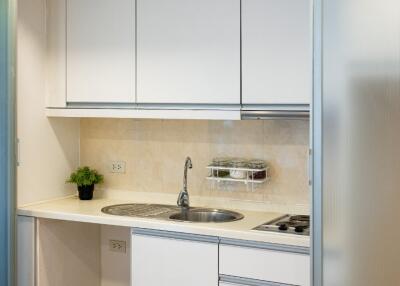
[131,230,309,286]
[131,229,219,286]
[17,219,309,286]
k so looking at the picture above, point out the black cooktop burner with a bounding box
[290,215,310,222]
[276,220,308,227]
[253,214,310,236]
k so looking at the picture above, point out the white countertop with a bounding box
[17,196,310,248]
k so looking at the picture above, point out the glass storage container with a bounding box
[229,159,248,179]
[248,159,267,180]
[210,157,231,177]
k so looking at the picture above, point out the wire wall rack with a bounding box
[206,165,270,192]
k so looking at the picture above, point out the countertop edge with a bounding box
[17,206,310,249]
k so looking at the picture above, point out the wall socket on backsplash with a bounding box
[110,161,126,173]
[109,239,127,253]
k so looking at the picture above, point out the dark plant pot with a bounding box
[78,184,94,200]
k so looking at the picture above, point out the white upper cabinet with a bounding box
[137,0,241,105]
[242,0,312,105]
[66,0,135,103]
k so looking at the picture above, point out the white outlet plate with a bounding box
[109,239,126,253]
[110,161,126,173]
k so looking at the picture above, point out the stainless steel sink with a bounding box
[169,208,244,223]
[101,204,244,223]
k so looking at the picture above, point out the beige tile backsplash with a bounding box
[80,119,310,209]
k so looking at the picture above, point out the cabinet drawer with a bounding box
[220,244,310,286]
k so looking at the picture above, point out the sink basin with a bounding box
[101,204,244,223]
[169,208,244,223]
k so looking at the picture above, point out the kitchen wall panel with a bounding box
[80,119,309,211]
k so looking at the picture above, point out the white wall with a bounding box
[17,0,80,206]
[37,219,101,286]
[33,220,131,286]
[101,225,131,286]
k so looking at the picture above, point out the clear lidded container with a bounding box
[248,159,267,180]
[210,157,231,177]
[229,158,248,179]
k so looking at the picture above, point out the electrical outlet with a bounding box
[109,239,126,253]
[110,161,126,173]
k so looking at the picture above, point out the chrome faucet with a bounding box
[177,157,192,208]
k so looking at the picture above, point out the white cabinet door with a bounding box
[242,0,312,105]
[137,0,240,104]
[131,230,219,286]
[220,244,310,286]
[67,0,135,103]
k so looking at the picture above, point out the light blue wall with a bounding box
[0,0,15,285]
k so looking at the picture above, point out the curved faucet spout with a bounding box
[177,157,192,208]
[183,157,192,191]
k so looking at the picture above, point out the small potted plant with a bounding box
[67,166,104,200]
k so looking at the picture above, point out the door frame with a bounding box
[311,0,322,285]
[0,0,16,285]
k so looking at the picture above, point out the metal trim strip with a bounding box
[240,110,310,120]
[241,104,310,111]
[1,1,16,284]
[219,274,297,286]
[65,102,241,110]
[311,0,323,284]
[132,228,220,244]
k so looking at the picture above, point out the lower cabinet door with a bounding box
[131,229,219,286]
[220,243,310,286]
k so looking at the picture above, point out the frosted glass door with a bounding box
[315,0,400,285]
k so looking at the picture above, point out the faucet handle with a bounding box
[185,157,193,169]
[177,190,189,208]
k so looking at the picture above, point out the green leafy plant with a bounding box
[66,166,104,187]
